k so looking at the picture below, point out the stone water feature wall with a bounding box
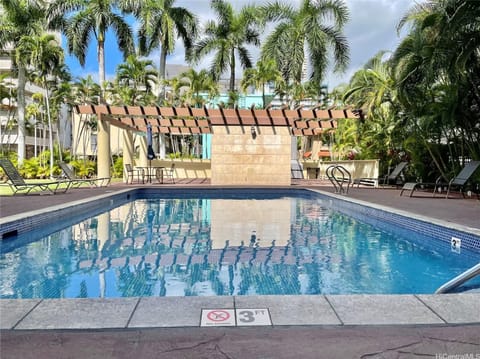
[210,126,292,186]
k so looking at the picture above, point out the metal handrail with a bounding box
[326,165,352,194]
[326,165,340,193]
[435,263,480,294]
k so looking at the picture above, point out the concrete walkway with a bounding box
[1,180,479,358]
[2,324,479,359]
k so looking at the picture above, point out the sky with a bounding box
[64,0,415,90]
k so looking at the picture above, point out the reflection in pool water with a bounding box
[1,193,479,298]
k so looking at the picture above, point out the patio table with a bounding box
[135,166,165,184]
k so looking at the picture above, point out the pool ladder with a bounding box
[435,263,480,294]
[326,165,352,194]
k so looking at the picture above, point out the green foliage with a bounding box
[112,156,124,178]
[18,157,41,179]
[167,152,197,159]
[69,159,96,178]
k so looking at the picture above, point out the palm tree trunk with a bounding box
[159,46,167,101]
[98,40,106,100]
[229,48,236,92]
[42,81,55,178]
[158,43,168,158]
[262,82,266,109]
[17,65,27,165]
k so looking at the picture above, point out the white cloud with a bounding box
[323,0,412,87]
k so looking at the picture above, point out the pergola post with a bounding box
[97,114,111,178]
[139,136,148,167]
[122,129,134,182]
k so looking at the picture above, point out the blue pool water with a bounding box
[1,189,479,298]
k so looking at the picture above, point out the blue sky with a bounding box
[64,0,414,89]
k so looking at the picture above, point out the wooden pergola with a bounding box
[73,104,364,182]
[75,104,363,136]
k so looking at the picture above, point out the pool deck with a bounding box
[1,180,479,358]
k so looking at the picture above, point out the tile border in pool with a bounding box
[309,189,480,255]
[1,188,479,329]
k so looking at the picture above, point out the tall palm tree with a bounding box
[189,0,262,92]
[16,33,64,177]
[240,58,283,108]
[47,0,135,98]
[261,0,349,86]
[0,0,46,164]
[120,0,198,102]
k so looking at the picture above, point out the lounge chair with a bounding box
[401,161,480,198]
[400,175,444,197]
[59,161,110,188]
[0,158,71,195]
[354,161,408,188]
[434,161,480,198]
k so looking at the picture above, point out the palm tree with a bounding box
[16,33,64,177]
[46,63,73,159]
[393,0,480,174]
[0,0,46,164]
[275,80,319,109]
[189,0,262,92]
[261,0,349,87]
[180,68,219,107]
[115,54,158,105]
[73,75,102,105]
[342,52,405,172]
[71,75,101,160]
[344,52,397,115]
[163,76,189,106]
[119,0,198,102]
[47,0,135,98]
[240,58,283,108]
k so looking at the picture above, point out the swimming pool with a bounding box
[1,188,479,299]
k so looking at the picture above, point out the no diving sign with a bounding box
[201,308,271,327]
[202,309,235,326]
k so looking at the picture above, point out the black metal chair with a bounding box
[435,161,480,198]
[162,163,175,184]
[125,163,144,184]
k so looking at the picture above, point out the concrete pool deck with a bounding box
[1,180,479,358]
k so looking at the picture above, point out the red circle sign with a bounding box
[206,310,230,322]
